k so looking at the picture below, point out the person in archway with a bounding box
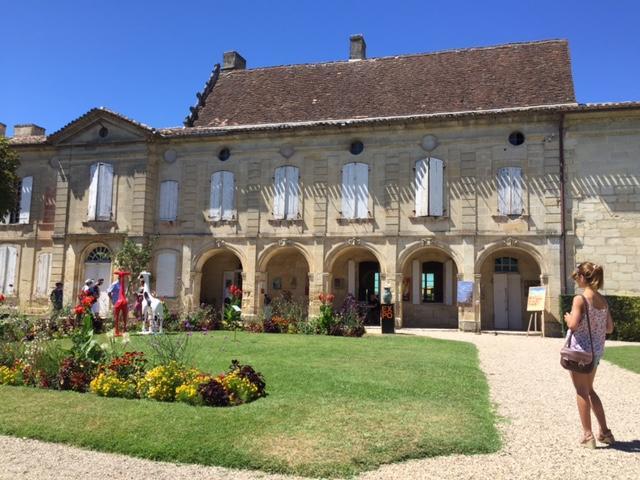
[564,262,615,448]
[49,282,64,311]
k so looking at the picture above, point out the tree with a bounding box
[0,137,20,219]
[113,236,157,294]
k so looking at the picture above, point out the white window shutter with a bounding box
[415,159,429,217]
[341,163,355,219]
[221,171,235,220]
[210,172,222,221]
[273,167,286,220]
[159,181,178,221]
[96,163,114,221]
[285,166,299,219]
[18,176,33,224]
[497,168,510,215]
[155,251,177,297]
[88,164,99,220]
[36,252,52,297]
[428,158,444,216]
[4,246,17,295]
[0,247,6,294]
[355,163,369,219]
[510,167,524,215]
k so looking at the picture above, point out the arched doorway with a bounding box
[83,246,112,317]
[264,247,309,307]
[329,246,381,325]
[400,248,459,328]
[200,251,243,309]
[479,248,541,331]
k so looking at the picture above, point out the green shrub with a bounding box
[560,294,640,341]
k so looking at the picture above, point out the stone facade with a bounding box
[3,106,639,336]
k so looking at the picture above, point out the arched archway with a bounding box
[328,245,382,325]
[263,246,310,310]
[400,247,459,328]
[478,246,542,331]
[200,250,243,309]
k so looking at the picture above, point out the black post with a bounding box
[380,304,395,334]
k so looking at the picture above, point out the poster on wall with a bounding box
[457,281,474,306]
[526,286,546,311]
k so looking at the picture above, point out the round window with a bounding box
[508,131,525,146]
[350,140,364,155]
[218,147,231,161]
[98,126,109,138]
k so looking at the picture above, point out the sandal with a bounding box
[580,434,596,449]
[597,430,615,445]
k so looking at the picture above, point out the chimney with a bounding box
[222,51,247,71]
[349,34,366,60]
[13,123,46,137]
[0,122,6,137]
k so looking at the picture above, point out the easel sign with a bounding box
[457,281,474,307]
[526,286,546,335]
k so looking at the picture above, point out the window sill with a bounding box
[268,218,303,227]
[409,214,449,223]
[491,213,529,222]
[82,220,117,232]
[337,217,374,225]
[0,223,33,232]
[206,219,238,227]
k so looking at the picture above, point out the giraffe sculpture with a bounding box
[139,271,164,334]
[113,270,130,337]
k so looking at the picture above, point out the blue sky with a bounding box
[1,0,639,135]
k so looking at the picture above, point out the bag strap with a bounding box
[580,294,595,354]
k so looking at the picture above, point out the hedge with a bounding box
[560,294,640,342]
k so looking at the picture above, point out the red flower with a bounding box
[81,296,93,307]
[74,305,85,315]
[0,293,5,303]
[326,294,335,303]
[318,293,325,302]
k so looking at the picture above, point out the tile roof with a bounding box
[186,40,577,128]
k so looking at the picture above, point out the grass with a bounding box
[0,332,500,477]
[603,345,640,374]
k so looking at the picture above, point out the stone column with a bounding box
[307,271,329,317]
[241,269,257,321]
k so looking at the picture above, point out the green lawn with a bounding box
[0,332,499,477]
[604,345,640,374]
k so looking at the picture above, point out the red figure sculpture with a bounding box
[113,270,130,337]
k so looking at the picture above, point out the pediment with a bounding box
[49,108,155,146]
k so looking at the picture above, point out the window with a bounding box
[35,252,52,297]
[88,163,114,221]
[421,262,443,303]
[159,180,178,221]
[209,171,235,221]
[508,131,525,146]
[155,251,178,297]
[341,162,369,219]
[0,245,18,295]
[415,158,444,217]
[2,176,33,225]
[497,167,523,216]
[86,246,112,263]
[273,166,300,220]
[495,257,519,273]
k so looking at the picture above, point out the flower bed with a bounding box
[0,299,266,408]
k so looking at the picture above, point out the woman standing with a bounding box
[564,262,615,448]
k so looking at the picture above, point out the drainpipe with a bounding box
[558,113,567,295]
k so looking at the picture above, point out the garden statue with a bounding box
[113,270,130,337]
[139,271,164,334]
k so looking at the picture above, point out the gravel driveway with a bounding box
[1,331,638,480]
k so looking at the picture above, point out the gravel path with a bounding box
[1,331,639,480]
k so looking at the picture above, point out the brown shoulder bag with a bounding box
[560,295,595,373]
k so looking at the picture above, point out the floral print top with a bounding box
[567,296,608,358]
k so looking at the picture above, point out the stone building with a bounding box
[2,37,639,335]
